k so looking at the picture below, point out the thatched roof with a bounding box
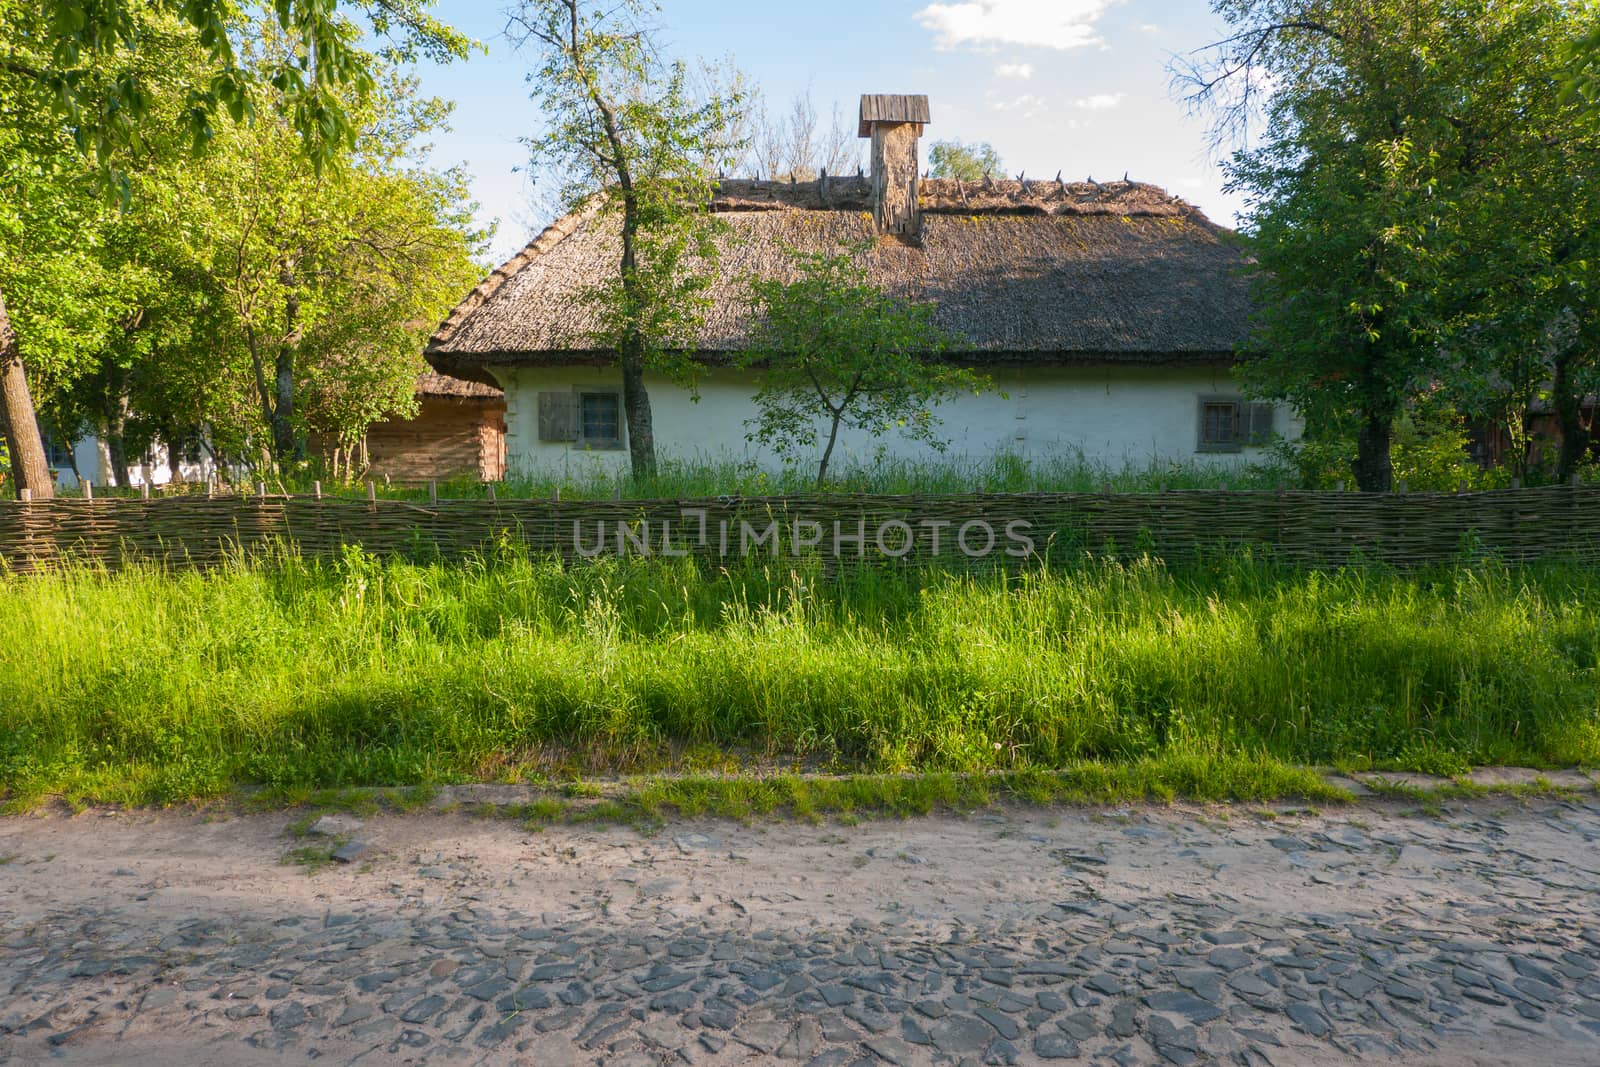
[416,370,501,400]
[427,177,1251,379]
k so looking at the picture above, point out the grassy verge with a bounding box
[3,550,1598,808]
[516,758,1351,826]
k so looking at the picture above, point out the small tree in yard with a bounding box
[508,0,746,479]
[742,246,982,487]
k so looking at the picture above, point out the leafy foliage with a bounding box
[1190,0,1600,490]
[4,10,483,482]
[0,0,471,498]
[741,245,983,486]
[24,0,470,181]
[927,139,1004,181]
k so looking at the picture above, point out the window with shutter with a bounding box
[537,391,579,442]
[1197,397,1243,452]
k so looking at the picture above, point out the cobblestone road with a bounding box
[3,794,1600,1065]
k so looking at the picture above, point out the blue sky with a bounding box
[411,1,1243,262]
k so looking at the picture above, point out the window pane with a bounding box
[581,393,620,443]
[1201,401,1239,446]
[41,433,73,467]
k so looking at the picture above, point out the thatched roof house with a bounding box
[427,94,1277,477]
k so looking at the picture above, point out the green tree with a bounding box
[927,140,1004,182]
[741,245,982,487]
[0,0,187,496]
[1567,22,1600,110]
[507,0,745,479]
[0,0,468,498]
[1183,0,1595,491]
[1445,2,1600,481]
[165,70,484,469]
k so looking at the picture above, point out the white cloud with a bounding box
[1138,23,1162,34]
[986,92,1048,120]
[916,0,1114,52]
[994,61,1035,79]
[1073,92,1124,110]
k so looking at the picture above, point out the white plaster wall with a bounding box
[492,364,1300,479]
[54,435,218,489]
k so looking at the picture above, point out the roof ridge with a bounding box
[427,197,604,351]
[707,176,1212,224]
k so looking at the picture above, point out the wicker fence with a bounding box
[2,485,1598,574]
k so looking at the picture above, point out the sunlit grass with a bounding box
[2,546,1597,807]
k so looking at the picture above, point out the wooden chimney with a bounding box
[858,94,930,237]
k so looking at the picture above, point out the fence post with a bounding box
[1335,481,1345,493]
[1511,477,1522,490]
[141,481,151,500]
[313,480,322,501]
[257,481,266,498]
[366,480,377,503]
[82,478,93,501]
[554,486,561,502]
[1100,482,1112,497]
[428,480,438,506]
[486,483,496,503]
[1570,473,1582,487]
[1397,480,1408,496]
[19,487,31,503]
[1458,480,1468,494]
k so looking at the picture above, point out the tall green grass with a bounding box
[3,548,1597,805]
[98,451,1298,501]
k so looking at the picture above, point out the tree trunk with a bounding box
[104,393,132,489]
[617,204,657,479]
[1353,410,1394,492]
[168,441,187,486]
[1552,353,1589,482]
[0,288,54,499]
[816,414,842,488]
[59,432,81,485]
[271,267,302,464]
[620,331,656,480]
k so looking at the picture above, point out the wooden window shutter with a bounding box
[537,391,579,442]
[1246,403,1276,446]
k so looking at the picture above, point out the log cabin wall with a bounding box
[312,396,506,482]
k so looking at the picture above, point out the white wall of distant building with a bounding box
[45,434,217,490]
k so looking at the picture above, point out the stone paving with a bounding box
[3,795,1600,1065]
